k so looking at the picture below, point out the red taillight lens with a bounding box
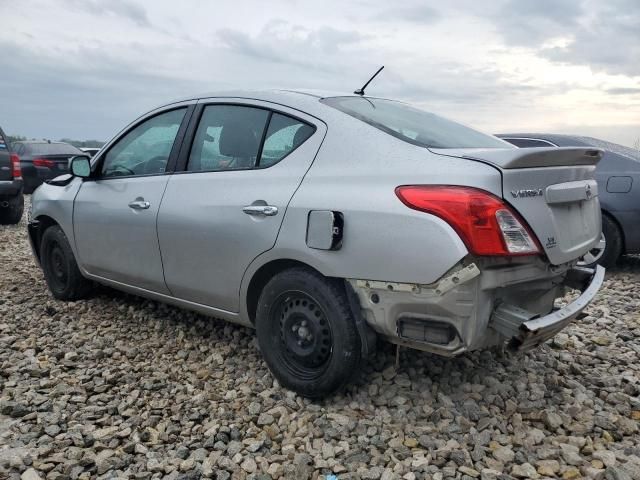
[395,185,540,256]
[33,157,55,168]
[10,153,21,178]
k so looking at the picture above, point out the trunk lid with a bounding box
[430,147,603,265]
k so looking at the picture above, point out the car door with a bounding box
[73,105,193,292]
[157,100,326,312]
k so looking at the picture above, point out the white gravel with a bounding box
[1,199,639,480]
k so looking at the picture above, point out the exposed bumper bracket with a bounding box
[490,265,605,351]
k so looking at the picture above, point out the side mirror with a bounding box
[70,156,91,178]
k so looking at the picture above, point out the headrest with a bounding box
[219,121,259,157]
[292,125,311,148]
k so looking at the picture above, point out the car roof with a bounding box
[160,88,400,117]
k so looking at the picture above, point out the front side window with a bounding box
[321,97,509,149]
[188,105,269,172]
[101,108,186,178]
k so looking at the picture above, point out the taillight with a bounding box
[395,185,540,256]
[10,153,21,178]
[33,157,55,168]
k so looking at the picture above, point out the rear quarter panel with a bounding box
[242,111,503,297]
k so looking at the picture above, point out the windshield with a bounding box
[321,96,510,149]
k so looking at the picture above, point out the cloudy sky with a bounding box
[1,0,639,147]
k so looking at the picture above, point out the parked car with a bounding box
[497,133,640,268]
[28,91,604,397]
[11,140,85,193]
[80,147,101,158]
[0,126,24,224]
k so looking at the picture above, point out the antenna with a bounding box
[354,65,384,96]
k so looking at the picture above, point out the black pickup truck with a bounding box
[0,126,24,224]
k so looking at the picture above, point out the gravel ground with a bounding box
[1,199,639,480]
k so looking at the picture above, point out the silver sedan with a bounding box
[28,90,604,397]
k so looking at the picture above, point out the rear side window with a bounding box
[188,106,269,172]
[321,97,509,149]
[261,113,314,167]
[187,106,315,172]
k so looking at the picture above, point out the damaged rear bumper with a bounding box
[491,265,605,351]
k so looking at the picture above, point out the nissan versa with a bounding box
[28,90,605,397]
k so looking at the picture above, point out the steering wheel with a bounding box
[142,156,168,174]
[105,164,135,176]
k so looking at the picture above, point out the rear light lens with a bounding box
[395,185,540,256]
[33,157,55,168]
[9,153,21,179]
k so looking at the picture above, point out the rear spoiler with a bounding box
[430,147,603,169]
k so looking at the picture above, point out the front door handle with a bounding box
[128,199,151,210]
[243,205,278,216]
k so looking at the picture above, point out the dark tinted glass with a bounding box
[260,113,314,167]
[188,105,269,172]
[321,97,509,149]
[503,138,553,148]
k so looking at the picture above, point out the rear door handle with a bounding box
[128,199,151,210]
[243,205,278,216]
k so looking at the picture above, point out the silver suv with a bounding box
[28,90,604,397]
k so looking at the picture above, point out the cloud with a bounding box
[217,21,367,70]
[0,0,637,147]
[66,0,151,27]
[606,87,640,95]
[488,0,640,77]
[373,4,440,24]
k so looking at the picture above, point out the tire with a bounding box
[0,194,24,225]
[255,267,362,398]
[581,214,623,269]
[40,225,92,300]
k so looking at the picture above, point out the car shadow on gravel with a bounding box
[608,254,640,273]
[92,283,530,404]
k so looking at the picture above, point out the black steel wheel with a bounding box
[275,291,333,380]
[40,225,92,300]
[255,267,363,398]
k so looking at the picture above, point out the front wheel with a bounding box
[255,268,362,398]
[40,225,93,300]
[0,194,24,225]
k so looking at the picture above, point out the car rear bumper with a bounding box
[492,265,605,351]
[0,178,23,197]
[348,261,605,356]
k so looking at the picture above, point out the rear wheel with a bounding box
[581,214,622,269]
[41,225,92,300]
[255,268,362,398]
[0,194,24,225]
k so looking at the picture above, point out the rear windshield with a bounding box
[321,96,509,149]
[25,143,84,155]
